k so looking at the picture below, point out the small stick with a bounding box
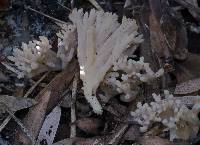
[25,6,68,25]
[2,103,35,144]
[88,0,103,10]
[108,124,129,145]
[57,2,72,12]
[70,73,78,138]
[0,115,11,132]
[24,72,49,98]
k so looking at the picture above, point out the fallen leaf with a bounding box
[123,125,140,141]
[0,71,8,82]
[104,99,127,117]
[14,60,78,145]
[76,118,104,135]
[149,0,172,61]
[138,136,189,145]
[174,77,200,94]
[52,138,73,145]
[36,106,61,145]
[139,136,189,145]
[0,95,37,113]
[73,136,107,145]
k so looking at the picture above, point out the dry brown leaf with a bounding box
[14,60,78,145]
[53,137,108,145]
[138,136,189,145]
[0,95,37,113]
[104,99,127,117]
[76,117,104,135]
[73,137,107,145]
[123,125,140,141]
[174,77,200,94]
[0,71,8,82]
[52,138,73,145]
[149,0,172,61]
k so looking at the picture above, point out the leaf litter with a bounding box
[1,0,200,145]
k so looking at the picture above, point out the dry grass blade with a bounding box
[108,124,129,145]
[0,115,11,132]
[1,103,35,145]
[87,0,103,10]
[14,60,78,145]
[24,72,49,98]
[174,0,200,13]
[25,6,68,25]
[174,77,200,94]
[70,73,78,138]
[149,1,171,64]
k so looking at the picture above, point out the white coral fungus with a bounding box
[105,56,164,102]
[69,9,143,114]
[57,24,77,69]
[131,91,200,141]
[3,36,61,78]
[3,32,76,78]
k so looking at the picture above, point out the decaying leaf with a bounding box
[123,125,140,141]
[0,95,37,113]
[73,136,107,145]
[36,106,61,145]
[0,71,8,82]
[174,77,200,94]
[104,99,127,118]
[75,117,104,135]
[149,0,172,61]
[138,136,189,145]
[15,60,78,145]
[52,138,73,145]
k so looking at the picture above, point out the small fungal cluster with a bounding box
[131,90,200,141]
[105,56,164,102]
[3,33,75,79]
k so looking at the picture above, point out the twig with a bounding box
[87,0,103,10]
[70,73,78,138]
[108,124,129,145]
[174,0,200,13]
[57,2,72,12]
[25,6,68,25]
[24,72,49,98]
[1,103,35,145]
[0,116,11,132]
